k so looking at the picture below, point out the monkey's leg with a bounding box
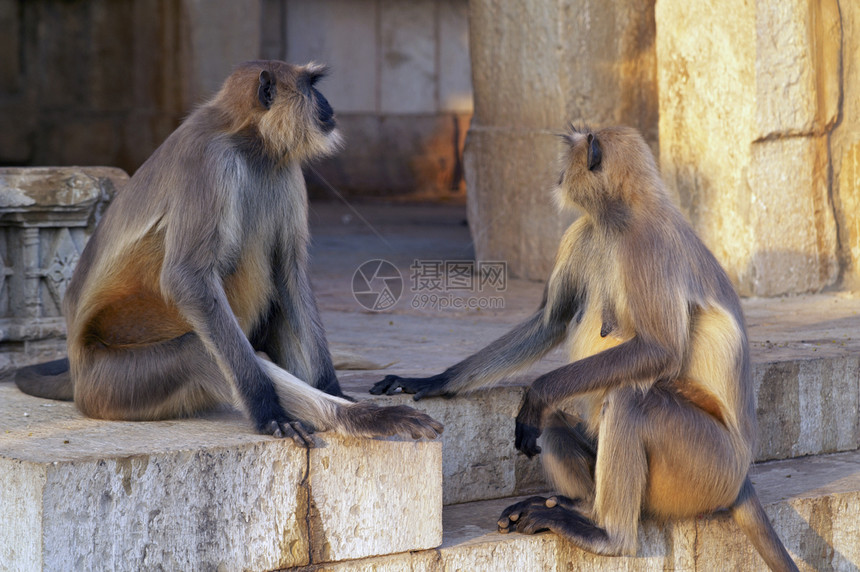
[541,410,597,505]
[501,389,645,555]
[74,333,233,422]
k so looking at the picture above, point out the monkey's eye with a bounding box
[558,171,565,186]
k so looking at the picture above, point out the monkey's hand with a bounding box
[259,416,316,448]
[515,389,544,457]
[369,374,452,400]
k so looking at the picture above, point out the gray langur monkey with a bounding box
[372,126,796,571]
[15,60,442,446]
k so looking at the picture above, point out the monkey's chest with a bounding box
[223,244,276,334]
[568,294,629,362]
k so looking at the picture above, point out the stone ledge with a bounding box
[0,385,442,571]
[289,449,858,571]
[347,348,860,506]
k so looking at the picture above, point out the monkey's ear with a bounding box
[258,70,275,110]
[587,133,602,171]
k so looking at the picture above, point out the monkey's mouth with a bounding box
[318,115,336,134]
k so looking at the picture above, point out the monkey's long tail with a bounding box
[730,476,799,572]
[258,359,443,440]
[13,358,74,401]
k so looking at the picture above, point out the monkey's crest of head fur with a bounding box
[554,125,665,220]
[211,60,343,163]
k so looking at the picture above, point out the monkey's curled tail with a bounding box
[259,360,443,440]
[13,358,74,401]
[730,477,799,572]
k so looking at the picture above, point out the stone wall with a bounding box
[261,0,473,198]
[0,0,260,175]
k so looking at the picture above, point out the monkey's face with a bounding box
[238,61,342,162]
[554,127,604,212]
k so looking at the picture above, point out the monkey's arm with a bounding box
[370,269,581,400]
[516,243,691,456]
[514,335,684,456]
[163,263,305,439]
[259,246,346,399]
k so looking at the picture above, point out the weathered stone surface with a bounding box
[290,550,441,571]
[657,0,841,295]
[464,127,576,280]
[465,0,657,280]
[371,386,544,505]
[0,386,443,570]
[753,356,860,462]
[434,450,860,572]
[831,1,860,290]
[438,0,472,114]
[0,387,308,571]
[746,136,839,295]
[308,434,442,562]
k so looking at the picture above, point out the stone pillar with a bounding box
[831,2,860,291]
[465,0,657,280]
[657,0,842,296]
[0,167,128,374]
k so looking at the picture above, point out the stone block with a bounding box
[754,356,860,461]
[0,385,443,570]
[371,387,524,505]
[0,387,309,571]
[380,0,437,114]
[308,434,442,562]
[657,0,840,295]
[286,0,379,114]
[746,136,839,296]
[753,0,841,138]
[464,127,576,280]
[292,550,441,571]
[313,113,468,197]
[435,451,860,572]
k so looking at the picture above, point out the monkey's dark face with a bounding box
[246,61,342,161]
[310,85,336,133]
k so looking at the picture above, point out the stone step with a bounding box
[0,385,442,571]
[332,292,860,506]
[345,348,860,506]
[286,448,860,571]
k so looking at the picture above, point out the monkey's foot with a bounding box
[261,419,316,448]
[497,495,611,552]
[498,495,586,533]
[369,374,452,400]
[339,401,444,440]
